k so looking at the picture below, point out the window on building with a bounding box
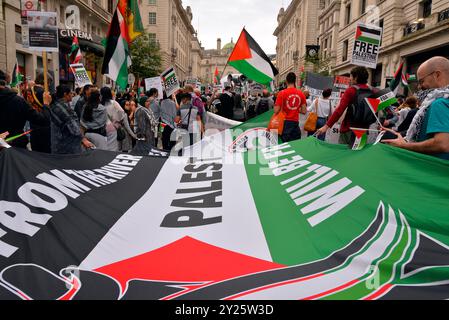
[60,6,64,23]
[420,0,432,18]
[361,0,367,15]
[342,40,349,62]
[149,12,157,25]
[149,33,157,44]
[379,19,384,46]
[15,25,22,44]
[108,0,114,13]
[345,4,352,25]
[149,0,156,4]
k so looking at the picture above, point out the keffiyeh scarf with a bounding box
[406,85,449,142]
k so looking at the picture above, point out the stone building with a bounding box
[0,0,112,88]
[319,0,449,88]
[273,0,320,83]
[139,0,200,81]
[199,38,239,84]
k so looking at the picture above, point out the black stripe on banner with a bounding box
[101,9,121,75]
[0,148,167,278]
[174,205,385,300]
[244,29,279,77]
[358,25,382,36]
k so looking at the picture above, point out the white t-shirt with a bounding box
[308,98,332,118]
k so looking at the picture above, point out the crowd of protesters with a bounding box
[1,56,448,160]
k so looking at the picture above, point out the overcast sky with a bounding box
[182,0,293,55]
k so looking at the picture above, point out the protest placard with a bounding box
[70,63,92,87]
[145,76,164,100]
[25,11,59,52]
[351,23,383,69]
[161,67,180,97]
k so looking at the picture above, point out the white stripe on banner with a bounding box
[236,205,398,300]
[80,149,271,270]
[247,49,275,79]
[205,112,242,133]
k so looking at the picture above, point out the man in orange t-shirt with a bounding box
[274,72,307,142]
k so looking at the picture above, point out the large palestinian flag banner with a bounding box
[0,113,449,300]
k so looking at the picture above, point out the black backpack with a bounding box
[347,85,378,128]
[257,98,270,115]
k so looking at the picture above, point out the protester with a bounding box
[303,90,313,109]
[218,85,235,119]
[175,93,202,147]
[160,91,178,151]
[383,56,449,160]
[246,91,259,120]
[0,69,50,149]
[100,87,136,151]
[80,89,108,150]
[307,88,333,141]
[185,85,205,123]
[274,72,307,142]
[256,90,274,115]
[394,96,418,132]
[71,87,82,109]
[133,95,159,153]
[74,84,93,120]
[24,80,51,153]
[50,85,93,154]
[316,66,377,144]
[119,100,135,152]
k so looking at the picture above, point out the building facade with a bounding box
[1,0,112,88]
[274,0,320,84]
[139,0,197,82]
[321,0,449,89]
[199,38,238,84]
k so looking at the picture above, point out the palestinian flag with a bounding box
[351,129,368,151]
[389,62,407,95]
[1,118,449,300]
[227,28,278,86]
[365,89,398,114]
[118,0,143,43]
[9,59,23,88]
[214,67,220,85]
[355,25,382,45]
[69,36,82,64]
[101,7,131,90]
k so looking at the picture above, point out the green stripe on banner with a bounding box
[323,215,410,300]
[357,36,380,45]
[242,139,376,265]
[229,59,273,86]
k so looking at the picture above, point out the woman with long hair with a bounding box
[80,89,108,150]
[101,87,136,152]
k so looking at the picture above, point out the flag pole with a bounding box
[43,51,49,93]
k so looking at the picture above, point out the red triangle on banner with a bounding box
[228,30,252,62]
[95,237,284,293]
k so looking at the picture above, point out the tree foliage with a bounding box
[129,32,162,80]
